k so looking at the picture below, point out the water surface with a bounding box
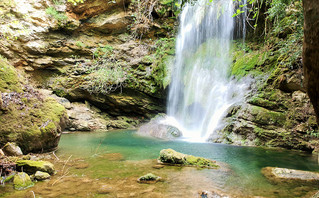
[57,130,319,197]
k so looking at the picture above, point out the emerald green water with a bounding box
[55,130,319,197]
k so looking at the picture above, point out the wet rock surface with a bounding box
[34,171,51,181]
[138,115,182,139]
[16,160,55,175]
[137,173,161,184]
[262,167,319,184]
[13,172,34,190]
[158,149,219,168]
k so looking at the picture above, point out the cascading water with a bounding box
[164,0,250,141]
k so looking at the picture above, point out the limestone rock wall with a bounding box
[0,0,176,129]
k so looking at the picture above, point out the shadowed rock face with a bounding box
[303,0,319,124]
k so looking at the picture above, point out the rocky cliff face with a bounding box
[210,1,319,152]
[0,0,176,130]
[1,0,317,152]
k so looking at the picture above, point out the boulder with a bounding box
[137,173,161,184]
[138,115,182,139]
[0,58,67,153]
[262,167,319,184]
[2,142,23,156]
[34,171,50,181]
[158,149,219,168]
[16,160,55,175]
[13,172,34,190]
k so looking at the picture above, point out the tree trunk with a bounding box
[303,0,319,124]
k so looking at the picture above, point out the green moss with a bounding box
[138,173,159,181]
[3,173,15,183]
[0,56,22,92]
[185,155,218,168]
[159,149,219,168]
[13,172,34,190]
[16,160,55,175]
[248,97,278,110]
[248,105,286,126]
[160,0,174,5]
[45,7,68,26]
[0,87,66,152]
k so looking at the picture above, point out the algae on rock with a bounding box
[13,172,34,190]
[158,148,219,168]
[0,56,67,153]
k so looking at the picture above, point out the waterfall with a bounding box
[164,0,250,142]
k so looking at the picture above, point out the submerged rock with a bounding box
[158,149,219,168]
[137,173,161,184]
[138,115,182,140]
[13,172,34,190]
[16,160,55,175]
[2,142,23,156]
[262,167,319,184]
[34,171,51,181]
[97,185,113,194]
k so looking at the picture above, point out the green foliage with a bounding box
[75,41,85,48]
[152,37,175,89]
[307,130,319,138]
[82,44,131,95]
[85,66,129,95]
[267,0,303,69]
[45,7,68,25]
[93,44,113,58]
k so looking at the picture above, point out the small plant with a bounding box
[75,41,85,48]
[92,45,114,59]
[45,7,68,25]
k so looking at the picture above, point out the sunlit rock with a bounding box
[158,148,219,168]
[137,173,161,184]
[34,171,50,181]
[17,160,55,175]
[137,115,182,139]
[3,142,23,156]
[13,172,34,190]
[262,167,319,184]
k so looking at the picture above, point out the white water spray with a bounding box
[165,0,250,142]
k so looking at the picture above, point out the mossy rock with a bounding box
[0,57,67,153]
[13,172,34,190]
[158,149,219,168]
[3,173,15,183]
[262,167,319,185]
[34,171,51,181]
[137,173,161,184]
[0,57,22,93]
[16,160,55,175]
[0,96,67,153]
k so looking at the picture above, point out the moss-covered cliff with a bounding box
[0,56,67,153]
[0,0,177,128]
[210,0,319,152]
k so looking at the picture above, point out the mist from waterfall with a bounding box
[165,0,250,142]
